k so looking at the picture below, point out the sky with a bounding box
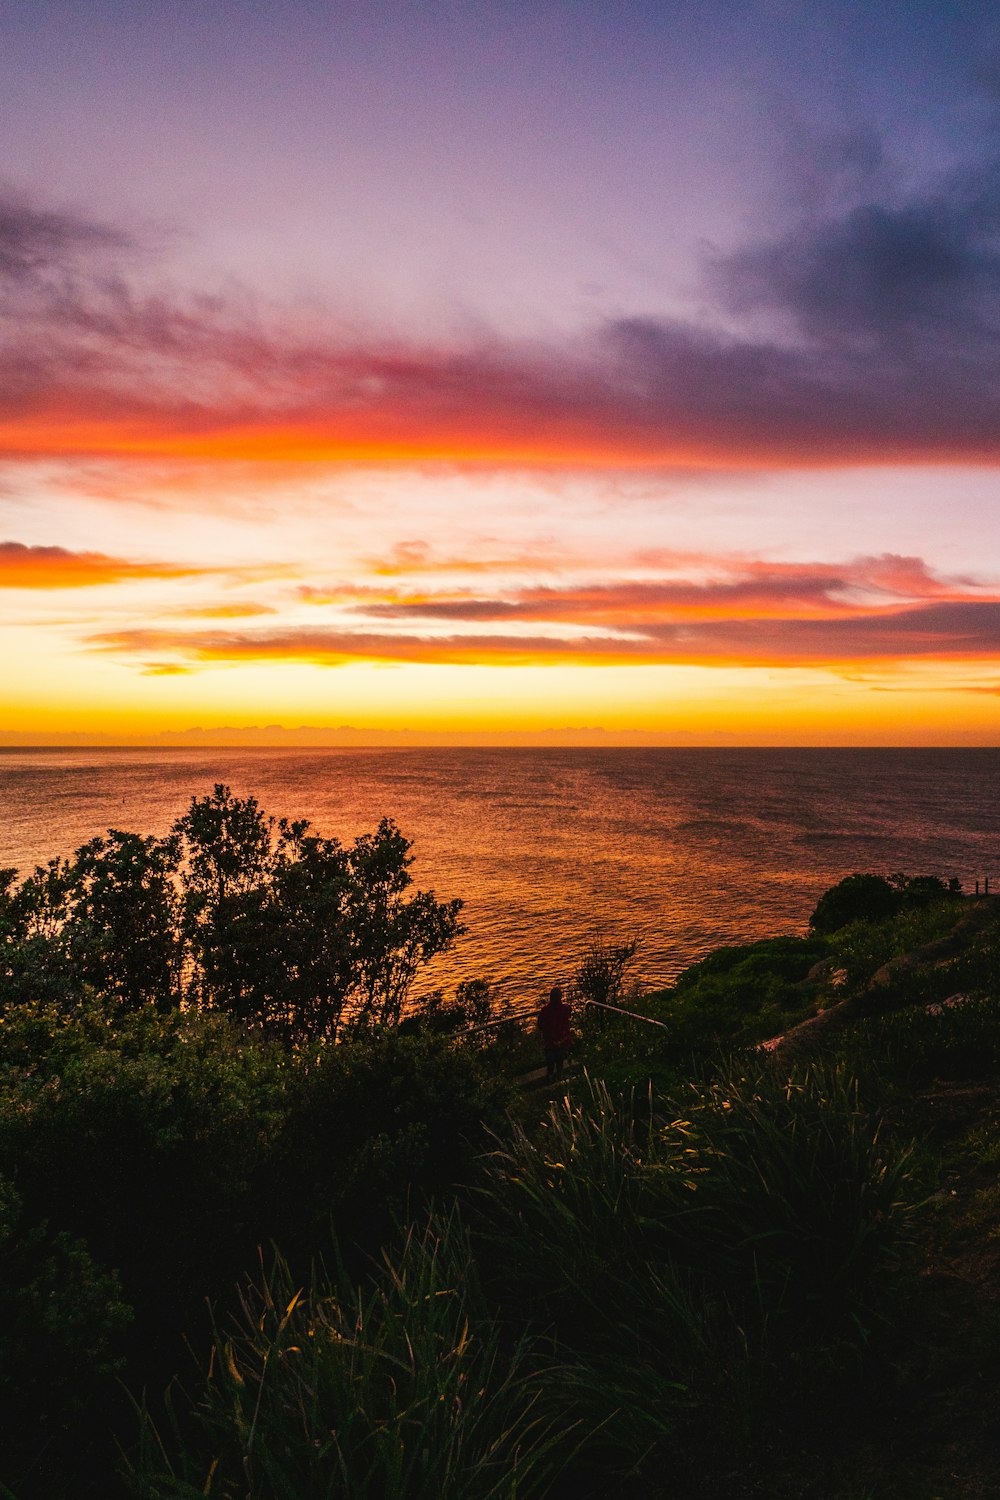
[2,0,1000,745]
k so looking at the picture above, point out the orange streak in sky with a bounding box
[89,626,1000,673]
[0,415,725,468]
[0,553,206,589]
[6,409,986,470]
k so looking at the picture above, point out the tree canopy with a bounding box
[809,870,959,934]
[1,785,463,1042]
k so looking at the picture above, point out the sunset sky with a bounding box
[3,0,1000,744]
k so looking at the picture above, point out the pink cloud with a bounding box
[0,540,209,588]
[6,189,1000,471]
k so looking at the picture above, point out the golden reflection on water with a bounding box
[1,747,998,1005]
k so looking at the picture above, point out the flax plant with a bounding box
[474,1069,914,1486]
[659,1061,916,1337]
[476,1079,710,1477]
[132,1211,559,1500]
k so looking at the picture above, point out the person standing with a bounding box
[537,985,572,1081]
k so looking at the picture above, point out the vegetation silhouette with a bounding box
[1,801,998,1499]
[2,784,464,1041]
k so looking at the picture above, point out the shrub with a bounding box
[269,1030,515,1262]
[657,935,829,1050]
[827,897,969,991]
[475,1066,913,1489]
[0,999,287,1359]
[835,993,1000,1088]
[810,874,900,934]
[0,1173,132,1497]
[660,1061,914,1333]
[810,871,959,936]
[573,935,639,1022]
[132,1212,558,1500]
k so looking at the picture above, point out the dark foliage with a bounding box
[1,786,464,1043]
[0,834,988,1499]
[0,997,509,1500]
[654,934,830,1048]
[810,870,960,934]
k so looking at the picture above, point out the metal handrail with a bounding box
[454,995,669,1036]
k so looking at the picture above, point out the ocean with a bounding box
[1,747,998,1002]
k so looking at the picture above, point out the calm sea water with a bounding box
[1,748,998,1001]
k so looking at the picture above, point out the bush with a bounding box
[474,1067,913,1490]
[656,936,829,1050]
[835,993,1000,1089]
[0,998,287,1391]
[827,898,969,992]
[810,873,900,933]
[132,1212,558,1500]
[0,1003,518,1498]
[660,1061,914,1331]
[269,1030,515,1262]
[810,871,959,935]
[0,1174,132,1497]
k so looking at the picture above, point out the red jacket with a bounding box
[537,997,572,1048]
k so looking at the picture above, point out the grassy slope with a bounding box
[6,891,1000,1500]
[562,897,1000,1499]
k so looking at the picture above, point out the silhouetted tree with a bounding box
[0,785,464,1043]
[65,831,182,1009]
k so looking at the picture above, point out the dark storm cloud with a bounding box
[598,154,1000,457]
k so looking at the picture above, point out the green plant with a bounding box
[0,1173,132,1498]
[0,997,287,1373]
[270,1029,514,1261]
[1,787,465,1044]
[810,872,959,936]
[834,993,1000,1088]
[659,1061,915,1334]
[132,1212,559,1500]
[473,1065,914,1491]
[176,787,465,1039]
[828,898,976,992]
[654,935,830,1052]
[573,935,640,1021]
[810,873,902,933]
[477,1078,705,1483]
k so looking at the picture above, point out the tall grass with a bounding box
[130,1063,916,1499]
[834,992,1000,1089]
[475,1080,708,1483]
[660,1062,915,1335]
[475,1068,913,1488]
[131,1210,559,1500]
[482,1068,911,1333]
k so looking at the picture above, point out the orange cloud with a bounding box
[89,593,1000,672]
[367,539,578,576]
[308,553,999,628]
[165,601,278,619]
[0,540,208,589]
[80,550,998,674]
[8,184,1000,473]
